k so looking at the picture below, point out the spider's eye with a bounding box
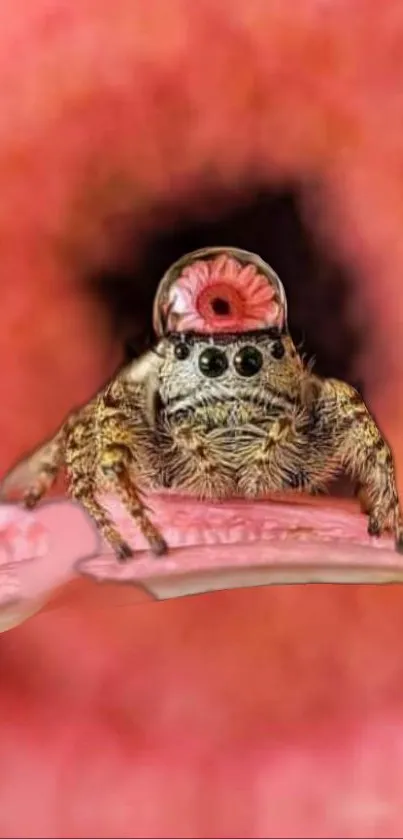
[198,347,228,378]
[174,342,190,360]
[234,345,263,377]
[270,340,285,359]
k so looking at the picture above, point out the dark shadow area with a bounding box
[90,184,362,390]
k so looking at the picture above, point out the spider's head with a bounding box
[152,247,301,409]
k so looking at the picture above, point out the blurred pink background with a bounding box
[2,0,403,835]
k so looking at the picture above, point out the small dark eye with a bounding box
[198,346,228,378]
[271,340,285,359]
[174,342,190,360]
[234,345,263,377]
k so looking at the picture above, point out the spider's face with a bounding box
[152,246,298,412]
[157,329,301,409]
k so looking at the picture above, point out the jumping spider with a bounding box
[1,246,402,559]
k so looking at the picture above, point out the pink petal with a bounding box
[247,297,273,313]
[241,315,268,329]
[177,312,207,331]
[0,568,20,606]
[248,291,277,310]
[248,291,280,312]
[223,257,242,279]
[169,287,193,315]
[181,260,210,284]
[244,278,276,300]
[77,553,126,582]
[209,254,228,278]
[170,282,193,308]
[264,302,283,324]
[205,315,241,331]
[246,277,276,301]
[210,255,241,283]
[0,514,49,564]
[236,264,258,286]
[178,274,202,298]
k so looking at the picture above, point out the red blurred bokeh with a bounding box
[2,0,403,835]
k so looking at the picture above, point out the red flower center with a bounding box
[196,282,245,325]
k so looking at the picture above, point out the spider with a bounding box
[1,246,402,559]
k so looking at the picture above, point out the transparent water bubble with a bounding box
[153,246,288,337]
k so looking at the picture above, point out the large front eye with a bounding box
[234,345,263,377]
[198,347,228,378]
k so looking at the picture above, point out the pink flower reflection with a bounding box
[168,255,283,333]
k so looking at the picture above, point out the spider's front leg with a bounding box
[326,379,403,552]
[68,381,167,561]
[353,482,371,516]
